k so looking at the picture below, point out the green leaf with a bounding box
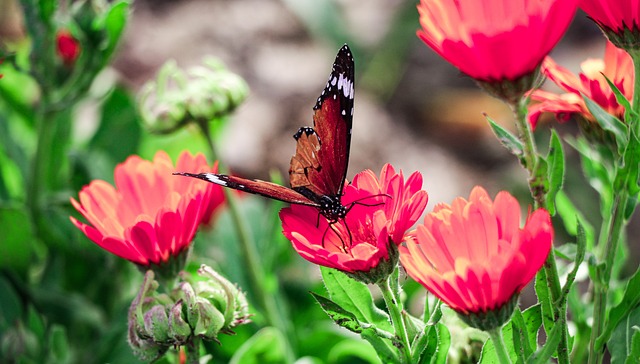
[328,339,381,364]
[416,323,450,364]
[546,130,565,215]
[582,93,628,154]
[0,206,36,276]
[319,268,398,362]
[38,0,57,22]
[534,267,555,341]
[511,308,532,361]
[485,114,525,164]
[558,219,587,307]
[565,136,614,214]
[555,191,596,250]
[619,129,640,218]
[480,305,542,364]
[625,328,640,364]
[47,325,71,364]
[360,329,400,363]
[609,306,640,364]
[96,1,130,63]
[526,320,562,364]
[320,267,392,331]
[310,292,364,333]
[229,327,288,364]
[0,276,22,332]
[603,74,637,122]
[431,323,450,364]
[598,266,640,349]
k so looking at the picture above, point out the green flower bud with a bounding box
[127,266,250,361]
[191,299,225,339]
[138,57,249,134]
[168,300,191,343]
[144,305,170,342]
[195,264,251,331]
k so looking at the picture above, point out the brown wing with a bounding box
[289,44,355,199]
[289,127,324,192]
[173,172,319,207]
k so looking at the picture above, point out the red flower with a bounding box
[70,151,224,267]
[280,164,427,279]
[528,41,633,128]
[56,30,80,65]
[417,0,579,82]
[399,187,553,315]
[581,0,640,36]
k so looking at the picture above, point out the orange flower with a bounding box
[528,41,633,128]
[280,164,427,283]
[399,187,553,317]
[70,151,224,267]
[416,0,579,83]
[56,30,80,65]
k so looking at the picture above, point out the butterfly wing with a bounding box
[289,44,355,199]
[173,172,319,207]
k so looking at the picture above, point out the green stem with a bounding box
[510,97,570,364]
[588,189,629,364]
[198,120,295,364]
[378,273,412,364]
[488,327,512,364]
[630,49,640,119]
[26,101,54,237]
[184,337,201,364]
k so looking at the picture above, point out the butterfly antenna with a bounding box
[346,193,392,212]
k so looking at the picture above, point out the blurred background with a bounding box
[0,0,626,363]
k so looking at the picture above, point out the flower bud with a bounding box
[56,30,81,65]
[168,301,191,342]
[127,266,250,360]
[143,305,170,342]
[139,58,249,134]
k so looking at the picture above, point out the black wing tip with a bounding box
[173,172,200,177]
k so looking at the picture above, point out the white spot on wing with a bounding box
[204,173,227,186]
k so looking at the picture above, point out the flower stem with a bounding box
[198,120,295,363]
[378,272,412,364]
[488,327,512,364]
[588,189,629,364]
[26,100,55,238]
[510,97,570,364]
[184,337,201,364]
[630,49,640,122]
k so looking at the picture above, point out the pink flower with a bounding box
[280,164,427,279]
[416,0,579,82]
[528,41,633,128]
[581,0,640,36]
[70,151,224,267]
[400,187,553,315]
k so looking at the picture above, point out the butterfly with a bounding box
[175,45,359,230]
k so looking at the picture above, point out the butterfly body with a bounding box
[175,44,355,224]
